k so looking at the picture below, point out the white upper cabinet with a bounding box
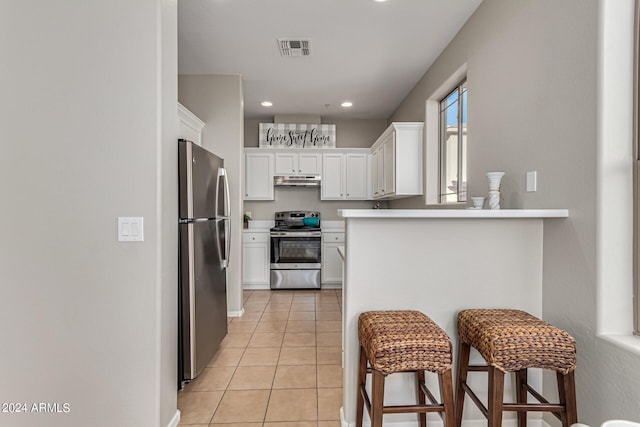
[370,122,423,199]
[321,152,369,200]
[245,152,274,200]
[275,152,321,175]
[245,148,369,200]
[321,153,345,200]
[345,153,368,199]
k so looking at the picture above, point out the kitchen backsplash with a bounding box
[243,186,385,221]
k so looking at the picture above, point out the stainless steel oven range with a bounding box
[270,211,321,289]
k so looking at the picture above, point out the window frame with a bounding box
[439,79,467,204]
[634,0,640,335]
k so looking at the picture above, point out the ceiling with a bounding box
[178,0,483,120]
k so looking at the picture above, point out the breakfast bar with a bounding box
[337,209,569,426]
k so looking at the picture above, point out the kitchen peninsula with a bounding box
[337,208,568,426]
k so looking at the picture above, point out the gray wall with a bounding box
[244,118,388,220]
[389,0,640,424]
[0,1,178,426]
[244,118,387,148]
[178,75,245,315]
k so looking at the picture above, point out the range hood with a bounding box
[274,175,321,187]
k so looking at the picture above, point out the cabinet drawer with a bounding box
[323,232,345,243]
[243,232,269,243]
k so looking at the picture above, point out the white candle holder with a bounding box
[486,172,505,210]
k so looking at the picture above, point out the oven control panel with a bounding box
[275,211,319,220]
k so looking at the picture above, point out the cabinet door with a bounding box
[371,149,380,197]
[345,154,367,199]
[242,243,269,285]
[321,154,345,200]
[375,147,385,196]
[243,232,270,286]
[245,153,274,200]
[382,134,395,196]
[298,153,321,175]
[275,153,297,174]
[322,241,344,285]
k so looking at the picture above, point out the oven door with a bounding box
[270,231,321,268]
[270,231,322,289]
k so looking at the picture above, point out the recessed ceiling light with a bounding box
[261,101,273,107]
[374,0,388,2]
[341,101,353,108]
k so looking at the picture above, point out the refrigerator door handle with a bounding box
[215,169,222,220]
[219,167,231,268]
[220,167,231,218]
[214,218,225,269]
[223,218,230,269]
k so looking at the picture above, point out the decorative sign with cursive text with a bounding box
[259,123,336,149]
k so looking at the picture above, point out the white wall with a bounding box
[178,75,245,316]
[0,1,178,426]
[389,0,640,424]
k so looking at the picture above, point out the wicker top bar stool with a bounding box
[357,310,455,427]
[455,309,577,427]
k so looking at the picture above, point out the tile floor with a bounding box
[178,289,343,427]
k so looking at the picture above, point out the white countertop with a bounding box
[244,220,274,231]
[337,208,569,219]
[320,220,345,232]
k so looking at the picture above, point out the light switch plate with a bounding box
[526,171,537,192]
[118,217,144,242]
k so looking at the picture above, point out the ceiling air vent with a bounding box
[277,38,311,57]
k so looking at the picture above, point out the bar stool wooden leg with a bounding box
[487,367,505,427]
[440,369,455,427]
[416,370,427,427]
[371,370,386,427]
[356,346,367,427]
[557,371,577,427]
[455,342,471,427]
[516,369,528,427]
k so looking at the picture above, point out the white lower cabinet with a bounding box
[322,232,345,286]
[242,231,270,288]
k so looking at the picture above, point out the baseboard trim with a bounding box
[166,409,180,427]
[242,284,270,290]
[339,406,553,427]
[227,308,245,317]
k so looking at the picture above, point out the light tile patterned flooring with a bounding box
[178,289,343,427]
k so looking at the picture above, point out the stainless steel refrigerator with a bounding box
[178,139,230,388]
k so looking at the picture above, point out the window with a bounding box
[439,79,467,203]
